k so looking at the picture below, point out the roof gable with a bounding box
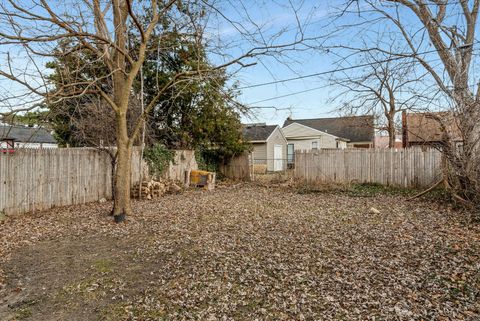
[283,116,374,142]
[268,126,288,144]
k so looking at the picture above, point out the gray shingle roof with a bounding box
[243,124,278,142]
[0,124,57,144]
[283,115,374,143]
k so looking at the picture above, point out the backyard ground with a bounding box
[0,184,479,320]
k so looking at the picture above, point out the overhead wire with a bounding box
[241,40,480,107]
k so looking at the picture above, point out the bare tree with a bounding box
[0,0,314,222]
[331,40,424,147]
[332,0,480,205]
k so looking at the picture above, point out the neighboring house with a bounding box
[0,124,58,149]
[281,122,349,165]
[402,111,462,148]
[374,135,403,149]
[283,115,375,150]
[242,123,287,172]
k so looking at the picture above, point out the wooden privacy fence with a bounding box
[294,148,443,188]
[162,150,198,182]
[219,153,251,181]
[0,148,197,215]
[0,148,143,215]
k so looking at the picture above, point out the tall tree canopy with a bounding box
[46,31,247,157]
[0,0,328,221]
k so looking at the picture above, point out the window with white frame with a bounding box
[312,141,318,150]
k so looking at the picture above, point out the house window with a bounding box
[287,144,295,163]
[312,141,318,150]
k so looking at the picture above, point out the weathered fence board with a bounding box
[162,150,198,182]
[219,153,251,181]
[0,148,143,215]
[0,148,196,215]
[295,148,442,188]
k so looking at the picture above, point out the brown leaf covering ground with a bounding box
[0,184,479,320]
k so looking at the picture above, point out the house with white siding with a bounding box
[283,116,375,148]
[243,123,287,172]
[282,122,348,165]
[0,124,58,149]
[282,115,375,165]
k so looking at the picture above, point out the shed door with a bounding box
[273,144,283,171]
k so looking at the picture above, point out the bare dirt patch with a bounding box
[1,185,479,320]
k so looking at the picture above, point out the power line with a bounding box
[247,83,331,104]
[238,42,480,90]
[238,63,364,90]
[241,42,480,107]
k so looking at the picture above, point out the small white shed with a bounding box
[243,124,287,171]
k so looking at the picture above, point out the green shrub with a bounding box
[195,148,219,172]
[143,144,174,178]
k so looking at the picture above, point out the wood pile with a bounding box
[131,179,181,199]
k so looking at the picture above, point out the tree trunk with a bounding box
[113,110,132,223]
[113,141,132,222]
[111,0,130,223]
[110,154,117,215]
[387,115,396,148]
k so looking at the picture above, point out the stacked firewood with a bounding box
[131,179,181,199]
[131,181,156,199]
[150,181,165,198]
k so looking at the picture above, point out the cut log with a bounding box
[168,183,182,194]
